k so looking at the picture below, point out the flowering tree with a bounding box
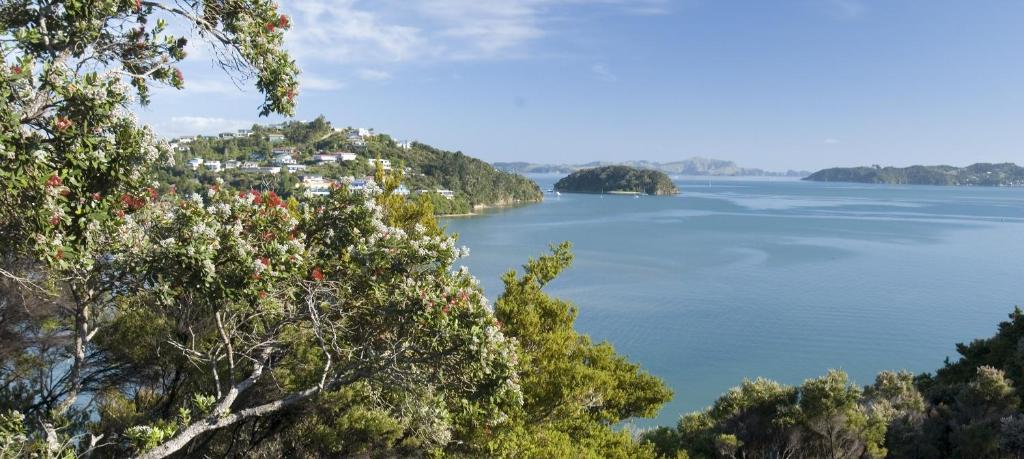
[0,0,296,453]
[80,183,519,458]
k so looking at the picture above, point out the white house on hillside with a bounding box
[205,160,222,172]
[187,158,203,170]
[267,133,285,143]
[367,158,391,171]
[272,153,296,166]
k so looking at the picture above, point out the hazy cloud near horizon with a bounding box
[140,0,1024,171]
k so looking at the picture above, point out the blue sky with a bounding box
[140,0,1024,171]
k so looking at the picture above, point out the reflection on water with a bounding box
[444,176,1024,425]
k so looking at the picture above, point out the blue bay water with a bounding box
[443,175,1024,427]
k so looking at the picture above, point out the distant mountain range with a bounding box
[804,163,1024,187]
[492,157,810,177]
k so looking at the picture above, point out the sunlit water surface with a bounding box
[443,175,1024,426]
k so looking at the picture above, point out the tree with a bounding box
[487,242,673,458]
[2,0,297,454]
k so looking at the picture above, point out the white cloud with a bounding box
[591,62,617,82]
[301,73,346,91]
[824,138,840,144]
[357,68,393,81]
[157,116,252,138]
[285,0,429,64]
[182,79,246,95]
[282,0,671,64]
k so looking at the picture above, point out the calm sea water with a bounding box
[444,175,1024,426]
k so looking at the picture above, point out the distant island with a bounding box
[804,163,1024,186]
[495,157,810,177]
[554,166,679,195]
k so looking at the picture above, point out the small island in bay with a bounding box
[554,165,680,195]
[804,162,1024,186]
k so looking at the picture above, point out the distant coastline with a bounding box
[494,157,809,177]
[804,163,1024,187]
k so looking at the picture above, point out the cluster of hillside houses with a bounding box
[171,126,452,199]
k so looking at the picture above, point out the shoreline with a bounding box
[438,198,543,218]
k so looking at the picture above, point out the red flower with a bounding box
[286,88,296,103]
[261,231,274,241]
[55,116,73,132]
[266,191,282,207]
[258,290,267,299]
[259,257,270,267]
[278,15,290,28]
[46,174,62,188]
[311,267,324,281]
[115,209,125,218]
[119,193,144,210]
[146,187,158,200]
[173,68,183,83]
[265,22,275,32]
[49,214,60,226]
[10,65,22,75]
[55,249,64,260]
[91,192,102,201]
[252,192,263,205]
[135,0,141,11]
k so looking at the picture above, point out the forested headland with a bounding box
[805,163,1024,186]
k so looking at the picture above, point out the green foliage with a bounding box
[487,242,673,458]
[555,165,679,195]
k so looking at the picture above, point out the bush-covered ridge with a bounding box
[804,163,1024,186]
[162,116,543,215]
[554,165,680,195]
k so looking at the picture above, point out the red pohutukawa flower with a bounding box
[49,214,60,226]
[259,257,270,267]
[286,88,296,103]
[91,192,102,201]
[266,191,283,207]
[311,267,324,281]
[146,187,158,200]
[10,65,22,74]
[173,68,184,83]
[265,22,275,32]
[278,15,290,28]
[119,193,145,210]
[55,117,73,131]
[46,174,62,187]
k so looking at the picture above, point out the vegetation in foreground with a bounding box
[804,163,1024,186]
[3,1,1024,458]
[0,1,667,457]
[644,308,1024,459]
[555,165,680,195]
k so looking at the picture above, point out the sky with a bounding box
[139,0,1024,171]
